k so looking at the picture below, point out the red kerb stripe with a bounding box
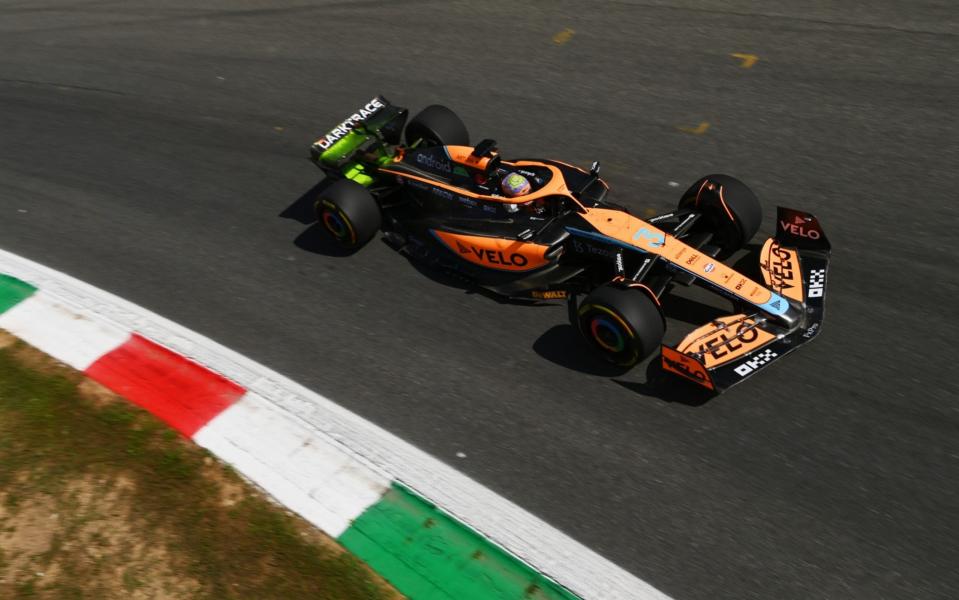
[85,334,245,437]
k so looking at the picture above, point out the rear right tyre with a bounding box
[404,104,469,147]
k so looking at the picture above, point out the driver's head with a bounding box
[500,172,531,197]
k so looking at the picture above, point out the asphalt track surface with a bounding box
[2,1,957,598]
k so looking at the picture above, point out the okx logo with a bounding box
[808,268,826,298]
[734,349,778,377]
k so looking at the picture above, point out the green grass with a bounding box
[0,339,402,600]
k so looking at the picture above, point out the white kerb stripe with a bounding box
[0,247,671,600]
[193,392,390,537]
[0,291,129,370]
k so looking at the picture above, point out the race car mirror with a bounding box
[472,138,498,157]
[590,161,601,176]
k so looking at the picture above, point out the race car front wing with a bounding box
[661,207,831,392]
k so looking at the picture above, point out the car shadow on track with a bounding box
[280,181,329,224]
[533,325,715,406]
[611,361,715,407]
[293,224,363,257]
[533,325,633,377]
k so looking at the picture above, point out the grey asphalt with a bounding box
[1,1,957,598]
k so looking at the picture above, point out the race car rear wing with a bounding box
[661,206,831,392]
[310,95,408,167]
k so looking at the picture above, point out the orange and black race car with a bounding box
[307,96,831,392]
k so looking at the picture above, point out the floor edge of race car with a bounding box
[0,247,673,600]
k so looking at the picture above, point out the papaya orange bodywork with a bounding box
[432,230,551,272]
[579,209,774,306]
[661,346,714,390]
[676,315,775,368]
[760,238,804,302]
[445,145,492,170]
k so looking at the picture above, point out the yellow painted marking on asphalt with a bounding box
[678,121,710,135]
[730,53,759,68]
[553,28,575,45]
[273,126,285,132]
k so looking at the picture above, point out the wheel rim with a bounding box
[590,316,626,352]
[318,200,356,245]
[580,304,640,365]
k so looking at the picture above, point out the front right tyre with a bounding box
[576,285,665,368]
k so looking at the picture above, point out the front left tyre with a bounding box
[314,179,381,249]
[576,284,665,368]
[678,174,762,258]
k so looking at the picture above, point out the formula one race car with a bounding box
[307,96,830,392]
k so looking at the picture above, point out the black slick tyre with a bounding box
[678,174,762,258]
[405,105,469,147]
[576,285,665,368]
[314,179,381,249]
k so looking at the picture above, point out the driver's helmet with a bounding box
[500,172,532,197]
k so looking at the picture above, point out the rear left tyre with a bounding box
[576,285,665,368]
[314,179,381,249]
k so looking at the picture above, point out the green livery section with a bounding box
[318,130,369,164]
[312,96,408,188]
[0,274,36,314]
[339,484,580,600]
[317,130,396,187]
